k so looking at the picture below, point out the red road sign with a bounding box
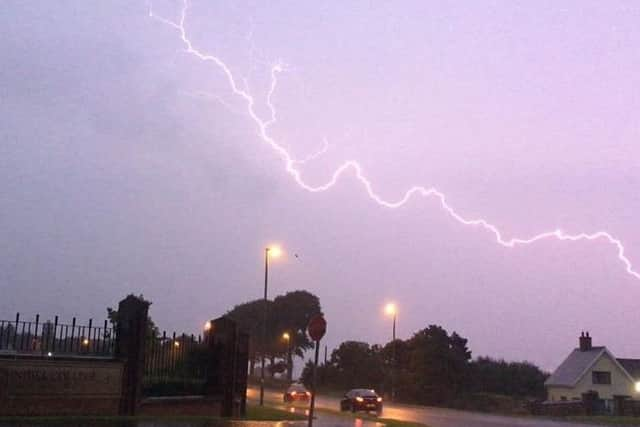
[307,315,327,341]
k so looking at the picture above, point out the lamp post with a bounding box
[260,245,281,406]
[282,332,293,382]
[384,303,397,401]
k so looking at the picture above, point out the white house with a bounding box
[546,332,640,409]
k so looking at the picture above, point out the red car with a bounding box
[284,383,311,402]
[340,389,383,415]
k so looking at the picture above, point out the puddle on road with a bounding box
[279,404,385,427]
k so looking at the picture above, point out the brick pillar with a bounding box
[115,295,149,415]
[235,331,249,416]
[206,317,238,417]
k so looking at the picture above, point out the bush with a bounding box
[143,378,207,396]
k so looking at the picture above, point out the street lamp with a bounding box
[260,245,282,406]
[283,332,293,382]
[384,302,397,401]
[384,303,397,340]
[269,246,282,258]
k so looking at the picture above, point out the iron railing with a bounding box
[144,331,210,396]
[0,313,116,357]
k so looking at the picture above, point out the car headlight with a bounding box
[377,397,383,402]
[355,396,364,402]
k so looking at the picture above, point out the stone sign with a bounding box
[0,358,123,415]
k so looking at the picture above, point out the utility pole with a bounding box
[260,248,268,405]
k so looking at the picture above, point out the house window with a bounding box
[592,371,612,385]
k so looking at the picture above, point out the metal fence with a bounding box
[0,313,116,357]
[143,331,210,396]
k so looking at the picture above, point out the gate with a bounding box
[143,331,211,397]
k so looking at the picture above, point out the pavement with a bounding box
[247,387,601,427]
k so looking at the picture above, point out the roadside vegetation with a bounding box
[226,290,322,377]
[244,405,306,421]
[300,324,548,415]
[372,418,431,427]
[356,415,431,427]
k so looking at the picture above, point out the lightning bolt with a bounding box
[150,1,640,281]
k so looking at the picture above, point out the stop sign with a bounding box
[307,314,327,341]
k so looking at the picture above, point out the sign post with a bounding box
[307,314,327,427]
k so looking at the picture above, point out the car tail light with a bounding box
[377,397,383,402]
[356,396,364,402]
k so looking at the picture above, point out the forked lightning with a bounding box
[150,0,639,281]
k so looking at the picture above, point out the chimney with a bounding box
[579,331,592,351]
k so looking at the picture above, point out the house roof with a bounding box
[617,358,640,380]
[545,347,606,387]
[546,346,638,387]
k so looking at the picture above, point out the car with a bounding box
[283,383,311,402]
[340,389,383,415]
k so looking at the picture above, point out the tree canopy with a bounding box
[226,290,322,375]
[106,293,159,339]
[302,323,547,407]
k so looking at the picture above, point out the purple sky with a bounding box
[2,0,639,371]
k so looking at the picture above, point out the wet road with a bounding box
[248,388,597,427]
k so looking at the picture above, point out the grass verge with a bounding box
[245,405,306,421]
[565,416,640,426]
[362,415,430,427]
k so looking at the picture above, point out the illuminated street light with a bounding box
[268,245,282,258]
[174,341,180,348]
[384,303,397,340]
[82,338,90,346]
[636,382,640,393]
[384,302,398,402]
[261,244,283,406]
[384,303,397,317]
[204,321,212,331]
[282,331,293,382]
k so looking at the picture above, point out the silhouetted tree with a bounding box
[405,325,471,404]
[226,290,322,378]
[273,290,322,379]
[106,294,159,339]
[301,341,385,391]
[469,357,548,398]
[301,324,546,410]
[226,299,271,374]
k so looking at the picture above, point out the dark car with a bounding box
[283,383,311,402]
[340,389,383,415]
